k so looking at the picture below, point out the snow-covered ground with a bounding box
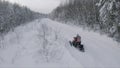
[0,18,120,68]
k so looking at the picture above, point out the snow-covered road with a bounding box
[0,18,120,68]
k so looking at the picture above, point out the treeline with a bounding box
[50,0,120,42]
[51,0,99,26]
[0,0,45,35]
[98,0,120,42]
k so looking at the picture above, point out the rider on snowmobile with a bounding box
[70,34,84,52]
[72,34,81,47]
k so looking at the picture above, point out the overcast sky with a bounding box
[6,0,65,14]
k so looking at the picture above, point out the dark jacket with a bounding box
[72,36,81,47]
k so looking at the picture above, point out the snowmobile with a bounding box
[69,41,85,52]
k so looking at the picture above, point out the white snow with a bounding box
[0,18,120,68]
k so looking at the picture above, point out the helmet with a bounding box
[76,34,81,38]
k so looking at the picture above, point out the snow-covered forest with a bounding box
[0,0,46,35]
[50,0,120,42]
[0,0,120,68]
